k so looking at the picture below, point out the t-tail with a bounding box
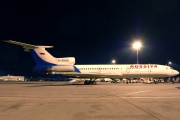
[3,40,76,74]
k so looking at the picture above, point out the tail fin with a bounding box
[3,40,56,65]
[4,40,75,65]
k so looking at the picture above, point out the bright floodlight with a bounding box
[112,60,116,64]
[132,41,142,64]
[133,41,142,49]
[168,61,172,65]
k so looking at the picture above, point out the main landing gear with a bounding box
[84,78,97,85]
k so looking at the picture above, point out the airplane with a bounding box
[3,40,179,84]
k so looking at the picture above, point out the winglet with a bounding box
[3,40,54,52]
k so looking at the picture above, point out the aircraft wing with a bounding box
[53,72,122,78]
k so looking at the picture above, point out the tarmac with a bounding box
[0,81,179,120]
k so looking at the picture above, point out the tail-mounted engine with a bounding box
[47,65,74,72]
[33,65,75,74]
[56,57,75,65]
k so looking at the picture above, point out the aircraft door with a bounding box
[126,67,130,73]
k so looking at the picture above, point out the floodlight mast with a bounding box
[133,41,142,64]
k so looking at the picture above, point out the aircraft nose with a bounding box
[175,70,179,75]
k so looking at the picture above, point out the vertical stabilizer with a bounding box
[3,40,56,65]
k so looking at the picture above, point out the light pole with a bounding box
[133,41,142,64]
[168,61,172,66]
[112,60,116,65]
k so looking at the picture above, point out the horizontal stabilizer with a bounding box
[3,40,53,52]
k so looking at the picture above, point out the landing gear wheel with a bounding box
[84,80,89,85]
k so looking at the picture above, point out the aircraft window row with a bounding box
[79,68,120,70]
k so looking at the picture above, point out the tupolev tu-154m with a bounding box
[4,40,179,84]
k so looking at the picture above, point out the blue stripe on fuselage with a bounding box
[74,65,81,73]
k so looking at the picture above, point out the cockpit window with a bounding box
[170,67,174,70]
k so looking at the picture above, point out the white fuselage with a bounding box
[51,64,179,78]
[4,40,179,80]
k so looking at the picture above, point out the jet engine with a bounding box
[47,65,74,72]
[33,64,75,73]
[56,57,75,65]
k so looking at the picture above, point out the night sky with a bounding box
[0,0,180,75]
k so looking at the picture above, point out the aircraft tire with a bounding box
[84,80,89,85]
